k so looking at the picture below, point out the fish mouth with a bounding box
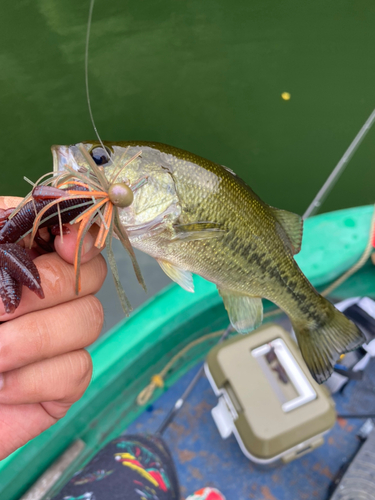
[51,143,94,174]
[51,145,60,174]
[51,144,75,174]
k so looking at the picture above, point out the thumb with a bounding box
[54,223,102,265]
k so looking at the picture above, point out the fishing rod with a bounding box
[303,108,375,219]
[156,108,375,436]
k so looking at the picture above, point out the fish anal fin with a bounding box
[172,222,225,242]
[270,207,303,255]
[218,288,263,333]
[157,259,194,292]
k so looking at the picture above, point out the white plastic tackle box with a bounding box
[205,323,336,466]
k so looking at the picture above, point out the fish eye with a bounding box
[90,146,111,166]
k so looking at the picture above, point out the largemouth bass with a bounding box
[53,141,365,383]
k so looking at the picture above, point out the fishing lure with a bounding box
[0,144,146,315]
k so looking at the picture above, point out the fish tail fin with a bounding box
[292,305,365,384]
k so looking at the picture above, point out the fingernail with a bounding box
[82,231,95,255]
[0,373,4,391]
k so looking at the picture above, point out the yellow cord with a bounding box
[136,330,224,406]
[137,205,375,406]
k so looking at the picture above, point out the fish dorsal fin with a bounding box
[218,288,263,333]
[157,259,194,292]
[270,207,303,255]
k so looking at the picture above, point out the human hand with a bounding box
[0,196,107,460]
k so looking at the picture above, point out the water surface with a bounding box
[1,0,375,216]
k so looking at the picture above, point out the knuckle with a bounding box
[72,350,92,387]
[57,351,92,402]
[70,296,103,344]
[86,297,104,338]
[41,401,71,421]
[90,255,108,293]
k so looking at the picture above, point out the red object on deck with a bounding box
[187,487,226,500]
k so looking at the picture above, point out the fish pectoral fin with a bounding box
[218,288,263,333]
[157,259,194,292]
[171,222,226,241]
[270,207,303,255]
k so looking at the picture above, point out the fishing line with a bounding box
[85,0,114,167]
[303,108,375,219]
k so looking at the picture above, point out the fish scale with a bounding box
[52,140,365,383]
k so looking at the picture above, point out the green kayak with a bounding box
[1,205,375,500]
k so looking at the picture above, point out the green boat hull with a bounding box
[1,205,375,500]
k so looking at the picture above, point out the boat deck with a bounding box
[127,362,375,500]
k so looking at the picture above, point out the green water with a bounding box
[1,0,375,216]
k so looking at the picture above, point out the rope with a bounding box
[136,330,224,406]
[137,204,375,406]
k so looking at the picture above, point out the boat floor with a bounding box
[126,361,375,500]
